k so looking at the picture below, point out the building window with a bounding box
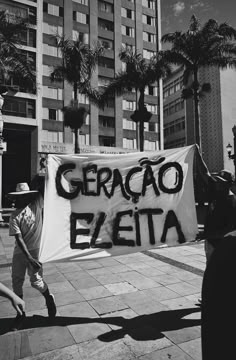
[73,0,88,5]
[49,108,57,120]
[164,117,185,136]
[123,118,136,130]
[98,18,114,31]
[122,25,135,38]
[98,77,110,88]
[43,43,62,57]
[122,100,136,111]
[19,28,36,48]
[123,138,137,149]
[98,1,114,13]
[122,43,135,52]
[99,116,115,128]
[142,0,156,10]
[144,140,157,151]
[43,86,63,100]
[146,103,158,114]
[43,22,63,36]
[163,76,183,98]
[3,96,35,118]
[143,31,156,43]
[145,85,158,96]
[98,57,114,69]
[72,30,89,43]
[98,38,113,50]
[99,136,115,147]
[142,14,156,26]
[143,49,155,59]
[163,99,184,117]
[43,2,48,12]
[121,8,134,20]
[73,11,89,24]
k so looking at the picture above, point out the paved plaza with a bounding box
[0,227,205,360]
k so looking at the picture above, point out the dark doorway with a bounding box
[2,125,35,207]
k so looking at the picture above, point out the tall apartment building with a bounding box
[163,65,236,174]
[1,0,163,206]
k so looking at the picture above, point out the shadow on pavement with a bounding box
[0,307,201,341]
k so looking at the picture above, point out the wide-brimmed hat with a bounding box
[8,183,38,196]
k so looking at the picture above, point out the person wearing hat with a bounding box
[8,182,56,331]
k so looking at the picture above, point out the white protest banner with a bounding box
[39,145,198,263]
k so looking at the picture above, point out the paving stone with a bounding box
[70,276,100,290]
[25,326,75,356]
[149,274,181,285]
[163,325,201,344]
[160,296,198,310]
[107,264,132,274]
[78,285,113,300]
[136,266,166,277]
[20,344,83,360]
[178,338,202,360]
[68,321,111,343]
[166,282,200,296]
[89,296,128,315]
[43,272,67,284]
[77,338,136,360]
[127,277,160,290]
[47,281,75,294]
[93,273,123,285]
[86,267,111,277]
[138,344,196,360]
[56,262,82,273]
[123,326,172,357]
[53,290,84,306]
[141,286,180,301]
[0,332,21,360]
[117,292,168,315]
[57,301,99,318]
[25,297,48,313]
[63,270,91,281]
[79,261,103,270]
[96,258,120,267]
[104,282,137,295]
[101,308,139,330]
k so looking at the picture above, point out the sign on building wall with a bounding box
[39,145,198,263]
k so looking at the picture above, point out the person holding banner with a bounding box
[8,182,56,331]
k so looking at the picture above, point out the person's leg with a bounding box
[12,252,27,298]
[11,252,27,330]
[27,249,56,317]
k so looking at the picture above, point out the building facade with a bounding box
[163,65,236,174]
[1,0,163,205]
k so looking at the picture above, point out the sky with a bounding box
[161,0,236,36]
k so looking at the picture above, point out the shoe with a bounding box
[11,312,26,331]
[46,294,57,317]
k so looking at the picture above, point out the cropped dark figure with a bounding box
[204,173,236,263]
[201,234,236,359]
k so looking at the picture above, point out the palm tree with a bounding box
[50,35,103,153]
[0,10,36,94]
[102,48,171,151]
[162,15,236,148]
[62,105,88,154]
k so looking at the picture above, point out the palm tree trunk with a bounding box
[193,70,201,148]
[74,129,79,154]
[73,82,80,153]
[139,89,145,152]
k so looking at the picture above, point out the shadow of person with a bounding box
[202,233,236,360]
[0,306,200,341]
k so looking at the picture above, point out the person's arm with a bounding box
[15,233,41,270]
[0,283,25,315]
